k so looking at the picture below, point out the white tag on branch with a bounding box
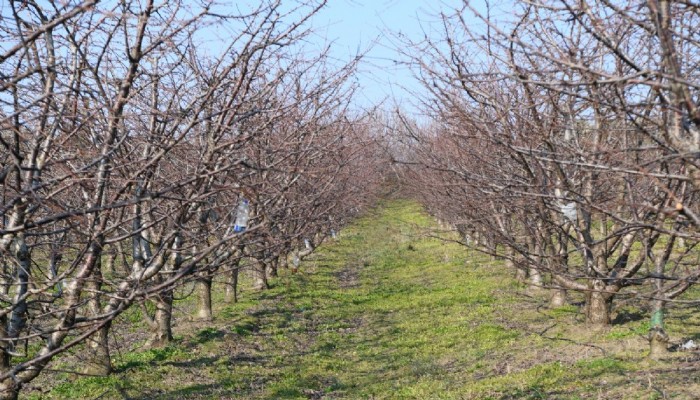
[233,198,250,233]
[560,202,577,222]
[304,239,311,249]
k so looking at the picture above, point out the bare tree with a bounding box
[401,0,700,358]
[0,0,392,397]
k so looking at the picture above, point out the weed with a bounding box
[115,345,186,371]
[49,375,126,399]
[575,357,628,377]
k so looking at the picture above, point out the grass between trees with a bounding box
[27,200,700,399]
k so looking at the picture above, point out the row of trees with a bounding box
[0,1,386,398]
[401,0,700,358]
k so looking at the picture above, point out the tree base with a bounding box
[147,332,172,349]
[648,327,669,359]
[550,289,567,307]
[82,362,112,377]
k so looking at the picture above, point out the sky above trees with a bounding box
[310,0,459,110]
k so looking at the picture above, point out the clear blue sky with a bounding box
[308,0,463,111]
[210,1,492,112]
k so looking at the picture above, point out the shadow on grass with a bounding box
[194,327,226,343]
[144,383,223,399]
[612,309,645,325]
[162,355,219,368]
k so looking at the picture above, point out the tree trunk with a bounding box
[550,229,569,307]
[648,327,669,359]
[279,253,289,270]
[149,231,180,347]
[648,247,671,358]
[528,266,542,292]
[253,260,268,290]
[585,280,612,325]
[648,300,669,359]
[225,265,239,303]
[114,240,130,276]
[84,322,112,376]
[527,236,543,292]
[149,293,174,348]
[506,248,528,283]
[0,261,11,371]
[0,316,8,371]
[267,257,278,278]
[196,277,213,321]
[8,236,30,356]
[550,287,567,307]
[83,260,112,376]
[0,386,18,400]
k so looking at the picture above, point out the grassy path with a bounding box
[244,200,525,399]
[36,200,699,399]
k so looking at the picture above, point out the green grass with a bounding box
[26,200,700,399]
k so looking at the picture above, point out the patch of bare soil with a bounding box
[332,247,370,290]
[335,261,362,289]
